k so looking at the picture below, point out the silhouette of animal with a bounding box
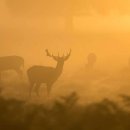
[0,56,24,79]
[27,49,71,96]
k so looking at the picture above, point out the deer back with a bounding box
[0,56,24,71]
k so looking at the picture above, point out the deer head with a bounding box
[45,49,71,75]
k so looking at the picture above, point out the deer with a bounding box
[27,49,71,97]
[0,56,24,80]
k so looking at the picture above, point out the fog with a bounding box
[1,1,130,130]
[0,0,130,103]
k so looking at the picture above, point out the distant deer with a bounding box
[27,49,71,96]
[0,56,24,80]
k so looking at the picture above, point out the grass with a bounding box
[0,90,130,130]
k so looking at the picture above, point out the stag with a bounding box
[27,49,71,96]
[0,56,24,79]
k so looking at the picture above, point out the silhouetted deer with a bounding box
[27,49,71,96]
[0,56,24,80]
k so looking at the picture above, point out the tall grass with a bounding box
[0,91,130,130]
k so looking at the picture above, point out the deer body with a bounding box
[27,49,71,96]
[0,56,24,79]
[28,65,63,85]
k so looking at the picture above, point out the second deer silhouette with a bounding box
[27,49,71,96]
[0,56,24,80]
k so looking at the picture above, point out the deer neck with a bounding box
[55,62,64,76]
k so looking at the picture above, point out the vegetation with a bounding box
[0,91,130,130]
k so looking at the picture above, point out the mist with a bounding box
[0,0,130,102]
[1,1,130,129]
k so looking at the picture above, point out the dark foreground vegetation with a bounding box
[0,92,130,130]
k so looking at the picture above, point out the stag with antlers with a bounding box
[27,49,71,97]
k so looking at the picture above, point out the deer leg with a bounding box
[34,83,41,96]
[0,72,2,87]
[0,72,1,82]
[15,69,23,78]
[47,83,52,96]
[29,82,35,98]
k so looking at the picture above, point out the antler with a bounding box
[45,49,52,57]
[63,49,71,61]
[45,49,71,61]
[45,49,58,61]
